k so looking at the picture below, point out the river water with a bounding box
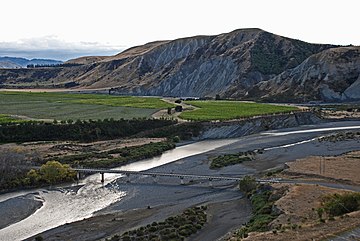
[1,123,360,240]
[0,139,239,240]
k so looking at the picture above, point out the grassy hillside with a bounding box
[0,92,173,121]
[180,101,298,121]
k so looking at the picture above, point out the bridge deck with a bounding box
[73,168,274,183]
[30,166,276,183]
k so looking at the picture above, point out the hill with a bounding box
[0,61,21,69]
[0,57,62,68]
[246,46,360,102]
[2,29,360,102]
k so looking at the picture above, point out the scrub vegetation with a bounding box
[108,206,207,241]
[235,177,283,239]
[0,160,76,191]
[50,141,176,168]
[0,141,175,192]
[210,151,255,169]
[26,161,76,185]
[319,192,360,218]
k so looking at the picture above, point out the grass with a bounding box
[180,101,298,121]
[0,92,174,120]
[0,114,27,124]
[68,95,174,109]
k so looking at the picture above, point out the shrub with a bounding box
[34,236,44,241]
[239,176,257,194]
[210,153,253,169]
[26,161,76,185]
[235,185,280,238]
[322,193,360,217]
[114,207,207,240]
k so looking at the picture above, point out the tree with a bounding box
[27,169,40,184]
[39,161,75,184]
[175,106,183,112]
[239,176,257,194]
[215,94,221,100]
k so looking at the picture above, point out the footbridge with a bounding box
[73,168,277,186]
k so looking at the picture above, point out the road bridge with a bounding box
[72,167,277,186]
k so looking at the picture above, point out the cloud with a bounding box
[0,36,125,61]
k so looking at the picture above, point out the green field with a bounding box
[0,92,174,121]
[0,114,27,124]
[180,101,298,121]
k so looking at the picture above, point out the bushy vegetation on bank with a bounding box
[318,192,360,219]
[0,119,175,143]
[27,161,76,185]
[236,177,283,238]
[0,141,175,192]
[108,206,207,241]
[210,151,255,169]
[51,141,176,168]
[0,161,76,192]
[318,131,360,143]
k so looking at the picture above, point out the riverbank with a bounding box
[0,193,43,230]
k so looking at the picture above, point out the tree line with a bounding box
[0,118,176,143]
[26,63,83,68]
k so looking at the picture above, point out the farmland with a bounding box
[179,101,298,121]
[0,92,173,121]
[0,114,26,124]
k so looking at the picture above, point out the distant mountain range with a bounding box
[0,57,63,69]
[0,29,359,102]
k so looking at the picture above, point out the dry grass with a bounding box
[321,110,360,119]
[243,184,360,241]
[270,184,347,227]
[284,151,360,185]
[238,151,360,241]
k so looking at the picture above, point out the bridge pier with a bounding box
[180,177,184,185]
[100,172,104,183]
[152,175,158,183]
[126,173,131,183]
[209,178,213,187]
[76,171,81,180]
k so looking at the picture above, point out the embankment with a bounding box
[197,112,322,139]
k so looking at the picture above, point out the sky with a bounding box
[1,0,359,60]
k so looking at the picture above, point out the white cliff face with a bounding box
[257,47,360,102]
[106,29,331,98]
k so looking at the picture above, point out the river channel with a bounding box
[0,121,360,240]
